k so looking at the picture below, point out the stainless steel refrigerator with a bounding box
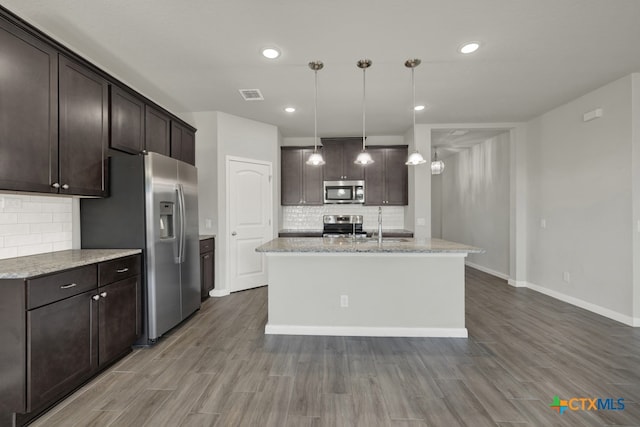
[81,152,200,345]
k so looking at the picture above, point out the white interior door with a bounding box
[228,158,272,292]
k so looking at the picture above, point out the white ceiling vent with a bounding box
[239,89,264,101]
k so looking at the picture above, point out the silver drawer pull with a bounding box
[92,295,100,301]
[117,268,129,273]
[100,292,107,298]
[60,283,77,289]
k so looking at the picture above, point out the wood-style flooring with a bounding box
[31,267,640,426]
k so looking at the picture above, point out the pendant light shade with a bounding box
[306,61,325,166]
[404,58,426,166]
[406,151,426,165]
[431,150,445,175]
[354,59,374,166]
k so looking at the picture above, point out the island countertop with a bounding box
[256,237,483,254]
[0,249,142,279]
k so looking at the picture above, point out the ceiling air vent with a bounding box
[239,89,264,101]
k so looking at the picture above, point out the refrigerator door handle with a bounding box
[178,184,187,263]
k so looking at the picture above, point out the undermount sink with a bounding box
[363,237,412,243]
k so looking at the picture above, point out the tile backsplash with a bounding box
[282,205,406,230]
[0,193,73,260]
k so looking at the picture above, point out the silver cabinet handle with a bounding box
[92,295,100,301]
[51,182,60,189]
[62,184,69,189]
[60,283,77,289]
[231,231,237,236]
[117,268,129,273]
[100,292,107,298]
[203,254,210,259]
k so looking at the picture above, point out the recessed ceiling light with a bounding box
[459,42,480,54]
[414,105,425,111]
[284,107,295,113]
[262,47,280,59]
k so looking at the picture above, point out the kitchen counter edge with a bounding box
[0,249,142,279]
[256,237,483,254]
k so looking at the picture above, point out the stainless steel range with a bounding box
[322,215,367,238]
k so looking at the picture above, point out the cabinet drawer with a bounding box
[98,254,141,286]
[27,265,97,310]
[200,238,214,254]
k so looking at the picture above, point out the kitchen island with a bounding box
[256,237,482,338]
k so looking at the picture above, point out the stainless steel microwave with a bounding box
[323,180,365,204]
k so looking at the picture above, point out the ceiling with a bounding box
[3,0,640,140]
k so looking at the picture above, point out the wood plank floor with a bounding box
[31,267,640,426]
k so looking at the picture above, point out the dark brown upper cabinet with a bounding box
[365,146,408,206]
[145,105,171,157]
[0,18,59,194]
[171,121,196,165]
[321,138,365,181]
[58,55,109,197]
[281,147,324,205]
[110,86,145,154]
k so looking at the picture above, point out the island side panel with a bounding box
[265,253,467,337]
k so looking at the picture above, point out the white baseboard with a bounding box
[465,261,510,281]
[507,279,527,288]
[525,281,637,327]
[264,324,468,338]
[210,289,230,298]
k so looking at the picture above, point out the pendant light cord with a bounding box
[412,67,416,144]
[314,69,318,152]
[362,66,366,151]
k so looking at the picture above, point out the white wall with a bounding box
[633,74,640,323]
[438,133,511,277]
[191,111,279,295]
[0,193,73,259]
[525,74,634,320]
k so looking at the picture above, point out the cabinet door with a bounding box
[27,290,98,412]
[98,276,140,367]
[200,251,214,300]
[321,142,343,181]
[110,85,144,154]
[58,55,108,196]
[342,140,365,180]
[302,149,324,205]
[145,106,170,156]
[171,121,196,165]
[0,19,59,193]
[364,149,385,205]
[384,147,408,205]
[281,149,303,205]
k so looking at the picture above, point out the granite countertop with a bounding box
[256,237,483,254]
[199,234,216,240]
[0,249,142,279]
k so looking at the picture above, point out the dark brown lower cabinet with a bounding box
[27,290,98,412]
[98,276,140,366]
[0,254,141,426]
[200,238,215,300]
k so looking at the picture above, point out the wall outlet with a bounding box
[540,219,547,229]
[563,271,571,283]
[340,294,349,308]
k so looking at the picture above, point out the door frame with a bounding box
[225,155,273,293]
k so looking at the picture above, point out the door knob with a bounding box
[231,231,237,236]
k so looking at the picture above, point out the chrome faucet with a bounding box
[377,207,383,244]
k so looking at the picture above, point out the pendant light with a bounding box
[404,59,426,166]
[354,59,374,165]
[306,61,325,166]
[431,149,445,175]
